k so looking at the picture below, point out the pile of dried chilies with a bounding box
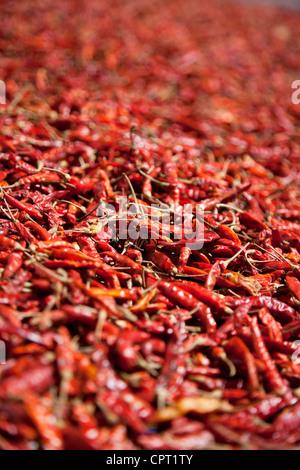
[0,0,300,450]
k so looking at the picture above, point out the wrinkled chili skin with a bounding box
[0,0,300,451]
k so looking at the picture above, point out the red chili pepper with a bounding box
[239,212,267,232]
[286,273,300,302]
[100,251,143,275]
[159,281,217,333]
[271,401,300,440]
[24,221,50,240]
[2,193,44,220]
[250,316,288,395]
[146,245,178,276]
[177,247,191,273]
[4,251,24,278]
[177,281,231,314]
[205,260,221,291]
[114,330,149,371]
[0,0,300,451]
[225,337,260,394]
[24,393,63,450]
[0,365,54,399]
[226,296,296,323]
[156,322,188,404]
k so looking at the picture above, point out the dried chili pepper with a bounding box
[0,0,300,451]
